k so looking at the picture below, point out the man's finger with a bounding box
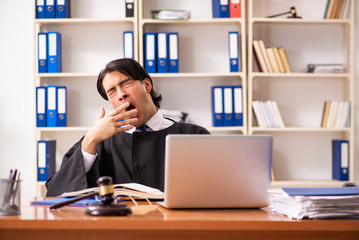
[116,117,138,127]
[113,109,137,122]
[109,102,130,116]
[97,107,105,120]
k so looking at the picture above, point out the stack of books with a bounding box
[324,0,350,19]
[321,100,350,128]
[252,40,291,73]
[252,100,285,128]
[269,187,359,219]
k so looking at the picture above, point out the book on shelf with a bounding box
[272,47,285,73]
[252,40,291,73]
[321,100,350,128]
[278,48,292,73]
[258,40,273,73]
[266,48,280,73]
[321,101,331,127]
[252,100,285,128]
[324,0,350,19]
[59,183,164,200]
[252,40,269,73]
[252,101,266,127]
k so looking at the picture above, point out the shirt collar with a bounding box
[126,109,163,133]
[145,109,162,131]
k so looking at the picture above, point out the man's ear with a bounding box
[143,78,152,93]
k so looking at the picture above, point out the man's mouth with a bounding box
[126,104,136,111]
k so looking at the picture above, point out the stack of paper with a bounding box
[151,10,191,20]
[269,187,359,219]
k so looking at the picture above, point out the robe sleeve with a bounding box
[45,138,89,196]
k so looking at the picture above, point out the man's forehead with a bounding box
[103,71,129,84]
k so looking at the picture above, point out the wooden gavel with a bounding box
[50,176,132,216]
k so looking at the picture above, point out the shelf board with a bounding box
[251,18,350,25]
[35,18,135,25]
[35,126,246,133]
[207,126,245,133]
[250,127,351,133]
[35,73,98,78]
[271,179,345,188]
[35,72,244,79]
[150,72,244,78]
[36,127,90,132]
[251,73,350,78]
[141,18,242,24]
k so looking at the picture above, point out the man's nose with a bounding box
[118,92,128,101]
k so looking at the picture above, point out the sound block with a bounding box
[85,203,132,216]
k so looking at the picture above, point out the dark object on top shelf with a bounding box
[267,7,302,19]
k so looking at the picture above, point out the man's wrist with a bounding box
[81,134,99,155]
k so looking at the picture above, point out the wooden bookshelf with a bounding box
[33,0,355,196]
[247,0,355,184]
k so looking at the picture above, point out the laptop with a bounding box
[158,134,273,209]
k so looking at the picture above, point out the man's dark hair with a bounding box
[97,58,162,108]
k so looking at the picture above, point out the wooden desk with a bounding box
[1,199,359,240]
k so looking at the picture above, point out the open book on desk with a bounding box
[59,183,164,200]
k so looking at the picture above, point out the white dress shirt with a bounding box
[82,109,173,172]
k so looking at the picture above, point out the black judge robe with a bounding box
[45,122,209,196]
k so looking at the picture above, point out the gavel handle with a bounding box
[49,191,98,210]
[267,11,290,18]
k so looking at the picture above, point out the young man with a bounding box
[46,58,209,196]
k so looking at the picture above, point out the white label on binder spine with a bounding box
[37,88,45,114]
[229,33,238,58]
[234,87,242,113]
[39,34,47,59]
[157,33,167,58]
[49,33,57,56]
[224,87,232,114]
[48,87,56,110]
[38,142,46,168]
[169,34,178,60]
[124,32,133,58]
[58,88,66,114]
[214,88,223,113]
[146,35,155,60]
[341,142,349,168]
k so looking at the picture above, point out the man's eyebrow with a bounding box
[119,78,131,85]
[106,86,116,94]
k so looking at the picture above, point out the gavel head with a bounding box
[290,7,297,17]
[97,176,115,205]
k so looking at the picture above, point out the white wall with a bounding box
[0,0,358,199]
[355,2,359,186]
[0,0,35,198]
